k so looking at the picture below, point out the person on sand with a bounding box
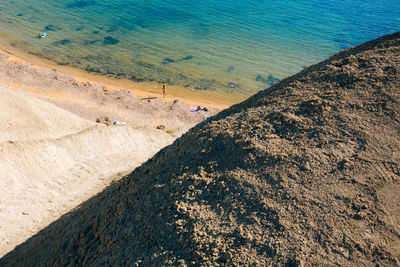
[162,85,166,98]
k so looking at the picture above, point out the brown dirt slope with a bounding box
[1,32,400,266]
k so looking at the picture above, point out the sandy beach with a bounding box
[0,47,226,257]
[0,46,227,129]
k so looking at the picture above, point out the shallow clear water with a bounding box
[0,0,399,98]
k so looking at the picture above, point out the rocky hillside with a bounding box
[1,32,399,265]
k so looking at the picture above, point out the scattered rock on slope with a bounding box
[1,32,400,266]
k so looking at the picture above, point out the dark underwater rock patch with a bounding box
[44,24,61,31]
[179,55,193,61]
[163,56,193,65]
[83,40,99,46]
[193,78,217,91]
[255,74,281,86]
[103,36,119,45]
[56,61,69,66]
[130,76,145,82]
[162,58,175,64]
[177,73,188,79]
[226,81,240,89]
[53,39,71,45]
[85,66,102,74]
[226,66,235,72]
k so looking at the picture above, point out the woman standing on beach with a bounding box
[162,85,166,98]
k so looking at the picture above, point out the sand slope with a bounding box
[0,84,93,143]
[1,32,400,265]
[0,85,174,257]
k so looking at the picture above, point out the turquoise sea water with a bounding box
[0,0,399,98]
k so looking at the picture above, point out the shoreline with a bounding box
[0,42,226,137]
[0,33,247,110]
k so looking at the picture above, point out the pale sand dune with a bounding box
[0,84,93,143]
[0,85,174,257]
